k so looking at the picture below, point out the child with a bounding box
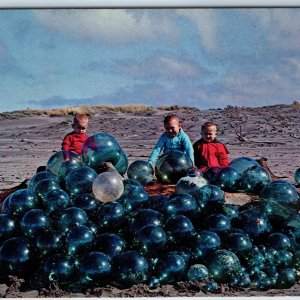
[148,114,194,166]
[61,114,89,155]
[193,121,229,172]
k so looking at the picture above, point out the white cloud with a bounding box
[32,9,180,45]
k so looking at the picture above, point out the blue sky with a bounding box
[0,8,300,112]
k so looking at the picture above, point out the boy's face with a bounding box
[164,118,181,137]
[72,121,88,134]
[201,125,217,142]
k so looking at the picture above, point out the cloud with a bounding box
[32,9,180,45]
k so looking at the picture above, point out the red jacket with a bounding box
[61,132,89,155]
[193,138,229,172]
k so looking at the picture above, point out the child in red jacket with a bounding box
[62,114,89,155]
[193,122,229,172]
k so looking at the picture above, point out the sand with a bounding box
[0,103,300,297]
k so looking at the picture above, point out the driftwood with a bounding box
[256,157,287,180]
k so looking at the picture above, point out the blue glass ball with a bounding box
[65,166,98,197]
[229,157,260,174]
[207,249,242,283]
[128,208,163,233]
[193,230,221,260]
[225,232,253,254]
[58,207,89,233]
[33,178,61,201]
[216,167,242,192]
[266,233,292,250]
[295,167,300,186]
[65,225,94,255]
[202,279,218,293]
[187,264,209,282]
[8,189,39,219]
[46,150,81,177]
[271,249,293,268]
[193,184,225,213]
[43,254,75,284]
[81,133,122,172]
[175,175,207,195]
[239,208,273,240]
[276,268,296,289]
[204,214,231,234]
[155,150,194,184]
[57,159,85,181]
[0,214,17,243]
[0,237,32,276]
[260,180,299,211]
[293,250,300,269]
[79,251,112,284]
[222,204,240,220]
[203,166,222,184]
[163,193,198,219]
[43,189,70,212]
[127,160,154,185]
[20,209,51,237]
[27,171,58,191]
[123,178,142,190]
[121,186,149,213]
[147,195,170,214]
[35,229,63,257]
[96,233,127,258]
[241,247,266,275]
[132,224,167,256]
[114,150,129,176]
[240,165,271,194]
[112,251,149,287]
[96,201,125,230]
[1,196,11,215]
[72,193,99,216]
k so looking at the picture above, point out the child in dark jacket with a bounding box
[193,122,229,172]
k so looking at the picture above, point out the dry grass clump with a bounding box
[158,105,199,112]
[94,104,153,113]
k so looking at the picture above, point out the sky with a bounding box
[1,8,300,112]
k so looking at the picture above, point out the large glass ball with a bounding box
[204,214,231,234]
[43,254,75,284]
[0,237,33,277]
[0,214,17,243]
[155,150,194,184]
[215,167,242,192]
[114,150,128,176]
[57,159,86,181]
[92,171,124,203]
[96,233,127,258]
[43,189,70,213]
[120,186,149,213]
[35,229,63,257]
[127,160,154,185]
[112,251,149,287]
[65,166,98,197]
[132,224,167,257]
[207,249,242,283]
[72,193,99,216]
[58,207,89,233]
[96,201,126,230]
[203,166,222,184]
[193,230,221,260]
[79,251,112,284]
[20,208,51,237]
[27,171,59,191]
[33,178,61,201]
[259,180,300,212]
[266,233,292,250]
[65,225,94,255]
[295,167,300,186]
[46,150,81,177]
[225,232,253,254]
[187,264,209,282]
[276,268,296,289]
[229,157,260,174]
[81,133,122,172]
[147,194,170,213]
[175,175,207,195]
[8,189,39,219]
[240,165,271,194]
[1,196,11,215]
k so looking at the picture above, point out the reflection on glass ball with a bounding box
[0,214,17,243]
[96,233,127,258]
[266,233,292,250]
[43,189,70,212]
[57,159,85,181]
[65,166,98,197]
[222,204,240,221]
[240,165,271,194]
[155,150,193,184]
[229,157,260,174]
[207,249,241,283]
[65,225,94,255]
[46,150,81,177]
[0,237,33,277]
[121,186,149,213]
[225,232,253,254]
[8,189,39,219]
[204,214,231,234]
[81,133,122,172]
[203,166,222,184]
[127,160,154,185]
[33,179,61,201]
[276,268,296,289]
[216,167,242,192]
[72,193,99,216]
[175,175,207,195]
[20,209,51,237]
[112,251,149,287]
[27,171,59,191]
[114,150,128,176]
[92,171,124,203]
[58,207,89,233]
[79,251,112,284]
[1,196,11,215]
[187,264,208,282]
